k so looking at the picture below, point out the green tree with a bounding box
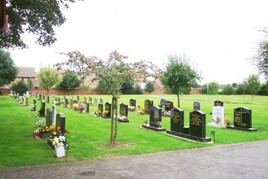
[245,74,261,100]
[36,66,61,94]
[259,83,268,95]
[10,80,29,95]
[55,51,160,145]
[133,85,142,94]
[0,49,18,86]
[222,84,235,95]
[236,82,247,96]
[145,81,154,93]
[160,54,201,108]
[120,78,135,94]
[206,82,220,94]
[0,0,79,48]
[57,72,81,89]
[27,79,33,89]
[252,28,268,81]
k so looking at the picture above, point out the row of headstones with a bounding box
[143,105,257,142]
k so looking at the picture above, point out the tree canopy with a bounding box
[0,49,18,86]
[245,74,261,100]
[57,71,81,89]
[0,0,79,49]
[161,54,201,107]
[55,50,161,144]
[36,66,61,94]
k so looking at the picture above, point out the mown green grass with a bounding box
[0,94,267,168]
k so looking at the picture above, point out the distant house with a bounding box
[3,67,37,89]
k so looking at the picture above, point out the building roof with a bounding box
[17,67,36,78]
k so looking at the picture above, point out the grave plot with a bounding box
[166,109,211,142]
[226,107,258,131]
[118,103,129,123]
[142,106,166,131]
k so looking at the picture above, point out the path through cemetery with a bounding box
[1,139,268,179]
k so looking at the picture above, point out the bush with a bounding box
[133,85,143,94]
[10,80,29,95]
[222,85,235,95]
[145,81,154,93]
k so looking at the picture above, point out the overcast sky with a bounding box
[10,0,268,84]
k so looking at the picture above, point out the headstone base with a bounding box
[166,130,211,142]
[226,125,258,132]
[142,124,166,131]
[118,119,129,123]
[208,122,225,128]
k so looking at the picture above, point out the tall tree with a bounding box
[0,49,18,86]
[253,27,268,80]
[55,50,160,145]
[36,66,61,94]
[0,0,79,49]
[161,54,201,108]
[57,71,81,89]
[245,74,261,100]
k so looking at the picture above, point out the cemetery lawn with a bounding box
[0,94,268,168]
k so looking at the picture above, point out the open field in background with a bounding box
[0,94,267,168]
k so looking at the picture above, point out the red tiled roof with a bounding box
[17,67,36,78]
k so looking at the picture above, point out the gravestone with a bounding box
[89,97,93,106]
[226,107,258,131]
[209,100,224,127]
[64,98,68,108]
[118,103,129,122]
[142,106,165,131]
[165,101,173,111]
[160,98,167,107]
[31,98,36,111]
[129,99,136,108]
[98,103,103,116]
[83,96,87,103]
[193,101,200,110]
[166,109,211,142]
[57,97,61,105]
[46,108,53,126]
[52,104,56,125]
[38,94,42,101]
[104,102,112,118]
[77,95,80,102]
[25,97,28,106]
[144,99,153,114]
[38,100,45,117]
[56,113,66,135]
[43,95,46,100]
[94,98,98,106]
[86,102,89,113]
[170,108,185,133]
[100,98,103,104]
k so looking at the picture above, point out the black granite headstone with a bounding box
[105,102,111,118]
[193,101,200,110]
[98,103,103,115]
[165,101,173,111]
[149,106,162,127]
[129,99,136,108]
[234,107,252,128]
[214,100,224,107]
[170,108,184,133]
[189,110,206,138]
[160,98,167,107]
[144,99,153,114]
[56,113,65,134]
[120,103,128,117]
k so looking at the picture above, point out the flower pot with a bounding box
[55,145,65,158]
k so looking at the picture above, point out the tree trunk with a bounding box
[177,93,180,108]
[110,97,116,144]
[113,97,118,143]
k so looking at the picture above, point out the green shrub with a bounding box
[10,80,29,95]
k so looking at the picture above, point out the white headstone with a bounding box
[52,104,57,125]
[208,106,225,128]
